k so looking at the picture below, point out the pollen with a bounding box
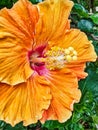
[45,46,78,70]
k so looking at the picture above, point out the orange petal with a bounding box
[41,68,81,123]
[49,29,97,62]
[35,0,73,45]
[0,42,33,85]
[0,0,39,49]
[0,0,39,85]
[48,29,97,78]
[69,63,88,79]
[0,74,51,126]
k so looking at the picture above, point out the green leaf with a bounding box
[3,123,27,130]
[90,13,98,25]
[77,19,93,32]
[92,115,98,125]
[73,3,88,17]
[66,123,84,130]
[0,121,6,129]
[30,0,42,4]
[42,120,65,129]
[0,0,13,9]
[79,63,98,119]
[12,0,18,3]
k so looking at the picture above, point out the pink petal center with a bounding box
[28,45,48,75]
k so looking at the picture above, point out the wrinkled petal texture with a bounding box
[48,29,97,79]
[0,0,97,127]
[35,0,73,45]
[0,74,51,126]
[41,69,81,123]
[0,0,39,85]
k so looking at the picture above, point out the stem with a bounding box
[90,34,98,41]
[90,0,96,13]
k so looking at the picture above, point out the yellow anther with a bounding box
[65,49,70,55]
[66,55,72,62]
[68,47,74,51]
[73,50,77,56]
[72,56,77,61]
[45,46,78,70]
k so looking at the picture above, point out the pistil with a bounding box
[29,46,78,71]
[30,56,45,64]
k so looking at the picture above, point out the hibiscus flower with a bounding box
[0,0,97,126]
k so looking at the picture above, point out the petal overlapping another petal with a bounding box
[0,0,39,49]
[35,0,73,45]
[41,69,81,123]
[0,35,33,85]
[0,0,97,127]
[0,74,51,126]
[69,63,88,79]
[48,29,97,78]
[0,0,39,85]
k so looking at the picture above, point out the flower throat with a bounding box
[29,46,78,71]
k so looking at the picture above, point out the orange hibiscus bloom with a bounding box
[0,0,97,126]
